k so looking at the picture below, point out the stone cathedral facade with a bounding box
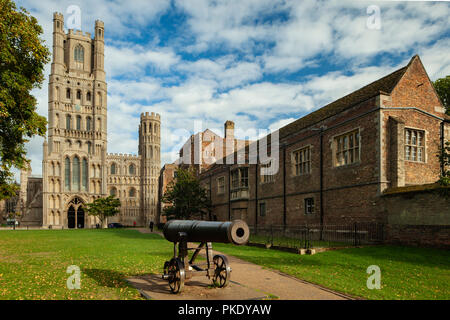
[11,13,161,228]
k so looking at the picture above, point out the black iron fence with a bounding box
[249,222,385,249]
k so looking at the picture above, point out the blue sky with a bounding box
[15,0,450,178]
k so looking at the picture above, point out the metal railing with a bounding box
[248,222,385,249]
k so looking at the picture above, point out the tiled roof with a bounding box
[278,58,412,139]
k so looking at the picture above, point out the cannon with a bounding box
[161,220,250,293]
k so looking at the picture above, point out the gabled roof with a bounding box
[279,57,414,139]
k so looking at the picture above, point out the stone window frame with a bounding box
[110,162,117,175]
[404,127,427,163]
[74,44,84,62]
[86,116,92,131]
[260,160,275,184]
[110,186,117,197]
[291,145,312,176]
[66,114,72,130]
[76,115,81,130]
[128,163,136,175]
[231,167,249,191]
[217,176,225,194]
[304,197,315,215]
[331,127,361,168]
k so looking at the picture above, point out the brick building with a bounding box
[158,121,253,223]
[197,55,449,228]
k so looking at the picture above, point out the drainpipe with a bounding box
[312,126,324,239]
[255,160,258,229]
[209,174,212,221]
[441,119,450,176]
[319,128,324,240]
[228,166,231,221]
[283,144,286,228]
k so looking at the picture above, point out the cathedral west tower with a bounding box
[11,12,162,229]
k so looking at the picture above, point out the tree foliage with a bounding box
[0,0,50,200]
[438,141,450,186]
[161,168,211,220]
[433,75,450,115]
[85,196,121,227]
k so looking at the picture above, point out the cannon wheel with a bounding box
[168,258,185,294]
[212,254,231,288]
[163,260,169,277]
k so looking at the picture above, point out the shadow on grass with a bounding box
[83,268,130,288]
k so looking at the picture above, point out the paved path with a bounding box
[129,228,350,300]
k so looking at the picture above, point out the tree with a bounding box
[438,141,450,186]
[0,0,50,200]
[433,75,450,115]
[161,168,211,220]
[85,196,121,228]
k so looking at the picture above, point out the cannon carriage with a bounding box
[161,220,250,293]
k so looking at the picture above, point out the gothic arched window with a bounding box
[64,157,70,191]
[66,115,71,130]
[129,188,136,198]
[110,163,116,175]
[129,164,135,175]
[86,92,91,101]
[110,187,117,197]
[72,156,80,191]
[86,117,92,131]
[66,88,71,99]
[76,116,81,130]
[74,45,84,62]
[82,158,88,191]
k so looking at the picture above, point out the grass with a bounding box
[213,242,450,300]
[0,229,448,300]
[0,229,172,300]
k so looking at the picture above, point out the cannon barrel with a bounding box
[163,220,249,245]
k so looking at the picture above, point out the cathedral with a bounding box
[5,13,161,229]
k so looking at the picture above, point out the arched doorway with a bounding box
[67,197,85,229]
[77,207,85,229]
[68,206,76,228]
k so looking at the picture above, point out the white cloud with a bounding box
[175,0,283,50]
[105,44,180,78]
[16,0,171,37]
[419,41,450,80]
[177,56,262,88]
[14,0,450,177]
[269,118,296,132]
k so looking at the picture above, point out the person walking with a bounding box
[149,221,154,232]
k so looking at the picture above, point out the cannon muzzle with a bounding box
[163,220,250,245]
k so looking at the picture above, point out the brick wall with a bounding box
[383,186,450,248]
[195,56,449,248]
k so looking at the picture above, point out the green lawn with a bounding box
[0,229,171,300]
[214,242,450,300]
[0,229,448,300]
